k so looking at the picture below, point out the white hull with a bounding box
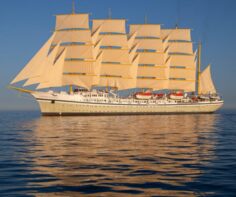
[32,91,223,116]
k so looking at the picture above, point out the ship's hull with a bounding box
[36,98,223,116]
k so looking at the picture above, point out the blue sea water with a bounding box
[0,110,236,196]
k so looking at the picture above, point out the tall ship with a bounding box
[9,3,223,115]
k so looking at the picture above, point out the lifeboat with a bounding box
[135,92,152,100]
[153,93,164,99]
[169,92,184,100]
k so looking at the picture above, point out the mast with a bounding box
[197,42,202,95]
[70,0,75,92]
[72,0,75,14]
[69,85,73,94]
[108,8,112,19]
[144,15,148,24]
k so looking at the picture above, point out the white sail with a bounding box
[11,33,55,84]
[136,79,168,90]
[64,60,97,74]
[128,32,137,49]
[134,38,163,51]
[169,54,196,69]
[129,44,139,62]
[91,18,139,90]
[91,26,101,44]
[65,44,95,59]
[130,24,161,37]
[99,34,128,48]
[37,48,67,89]
[137,66,168,79]
[62,75,97,89]
[62,52,103,89]
[169,68,196,80]
[100,63,133,78]
[10,12,216,95]
[168,80,195,92]
[128,24,168,90]
[24,43,60,87]
[34,43,61,85]
[161,28,191,41]
[138,52,165,65]
[99,77,135,90]
[168,42,193,54]
[93,40,102,58]
[92,19,126,34]
[98,54,139,90]
[168,54,196,92]
[102,48,131,64]
[199,65,216,94]
[53,29,92,44]
[55,14,89,30]
[64,52,103,76]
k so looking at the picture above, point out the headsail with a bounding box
[10,33,55,84]
[199,65,216,94]
[36,47,67,89]
[23,43,61,87]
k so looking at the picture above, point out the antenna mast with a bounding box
[144,15,148,24]
[197,42,202,95]
[72,0,75,14]
[108,8,112,19]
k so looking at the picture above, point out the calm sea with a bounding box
[0,110,236,196]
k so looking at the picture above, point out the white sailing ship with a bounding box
[9,4,223,115]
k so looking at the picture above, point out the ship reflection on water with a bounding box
[14,114,219,196]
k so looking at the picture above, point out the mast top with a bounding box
[197,41,202,95]
[144,15,148,24]
[72,0,76,14]
[108,8,112,19]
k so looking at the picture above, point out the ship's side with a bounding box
[32,92,223,116]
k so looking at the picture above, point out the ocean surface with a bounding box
[0,110,236,196]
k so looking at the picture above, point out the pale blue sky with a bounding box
[0,0,235,110]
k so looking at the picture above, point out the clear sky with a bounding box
[0,0,235,110]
